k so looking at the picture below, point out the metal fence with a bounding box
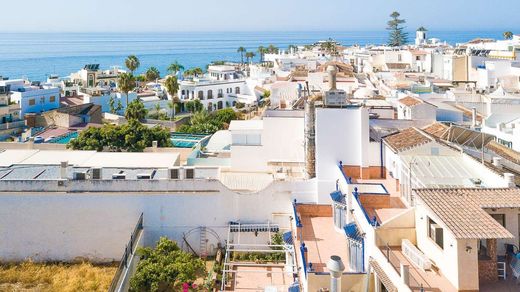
[108,213,144,292]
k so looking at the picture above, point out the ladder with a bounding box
[199,227,207,259]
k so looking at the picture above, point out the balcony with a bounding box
[381,244,457,292]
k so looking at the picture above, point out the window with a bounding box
[207,90,213,99]
[197,90,204,100]
[398,54,402,62]
[416,56,421,61]
[28,99,35,106]
[491,214,505,227]
[49,96,56,102]
[428,217,444,249]
[218,89,223,98]
[235,87,240,94]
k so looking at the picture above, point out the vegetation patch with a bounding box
[0,261,117,292]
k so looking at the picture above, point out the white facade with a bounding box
[9,85,60,116]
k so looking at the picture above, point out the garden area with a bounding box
[0,261,117,292]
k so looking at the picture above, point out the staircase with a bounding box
[199,227,207,259]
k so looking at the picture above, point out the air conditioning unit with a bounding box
[185,168,195,179]
[169,167,180,179]
[91,168,102,180]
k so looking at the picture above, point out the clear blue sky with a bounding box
[1,0,519,32]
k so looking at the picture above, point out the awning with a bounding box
[344,222,363,242]
[283,231,294,245]
[330,190,346,205]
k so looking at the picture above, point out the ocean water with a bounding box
[0,31,509,81]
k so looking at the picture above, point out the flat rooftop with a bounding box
[0,149,180,168]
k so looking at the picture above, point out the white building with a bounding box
[179,65,253,111]
[3,79,60,117]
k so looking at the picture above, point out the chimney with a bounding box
[471,107,477,128]
[492,157,502,169]
[60,161,68,180]
[327,65,337,90]
[304,100,316,179]
[504,173,515,188]
[326,256,345,292]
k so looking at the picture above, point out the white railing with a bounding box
[402,239,432,270]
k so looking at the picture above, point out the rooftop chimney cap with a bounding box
[326,255,345,274]
[326,65,337,73]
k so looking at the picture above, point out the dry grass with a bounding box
[0,261,117,292]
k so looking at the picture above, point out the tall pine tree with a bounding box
[387,11,408,47]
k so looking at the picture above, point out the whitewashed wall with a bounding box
[0,181,300,263]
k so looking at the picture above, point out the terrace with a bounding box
[293,204,350,273]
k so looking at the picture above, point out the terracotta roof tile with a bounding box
[369,258,398,292]
[383,128,432,153]
[398,96,433,107]
[422,122,449,139]
[415,188,518,239]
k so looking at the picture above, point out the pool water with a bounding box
[47,132,79,144]
[170,133,208,148]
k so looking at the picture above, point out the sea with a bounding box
[0,30,511,81]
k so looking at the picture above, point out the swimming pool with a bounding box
[47,132,79,144]
[170,133,209,148]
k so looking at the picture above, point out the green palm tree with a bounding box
[154,103,161,115]
[192,67,203,77]
[164,76,180,99]
[118,72,136,107]
[167,61,184,76]
[125,55,140,74]
[267,44,279,54]
[167,100,177,121]
[245,52,256,63]
[503,31,514,40]
[145,67,160,82]
[237,47,246,65]
[257,46,266,62]
[288,44,298,53]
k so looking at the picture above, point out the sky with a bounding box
[1,0,519,32]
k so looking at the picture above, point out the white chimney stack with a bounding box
[327,65,337,90]
[492,157,502,169]
[326,255,345,292]
[504,173,515,188]
[60,161,68,180]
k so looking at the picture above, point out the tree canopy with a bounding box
[387,11,408,47]
[129,237,206,292]
[125,55,140,74]
[118,72,136,106]
[125,99,147,121]
[167,61,184,75]
[178,108,237,134]
[69,99,171,152]
[68,120,171,152]
[146,67,161,82]
[503,31,514,40]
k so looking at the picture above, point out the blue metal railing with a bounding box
[300,242,308,277]
[293,199,302,228]
[108,213,144,292]
[353,188,379,227]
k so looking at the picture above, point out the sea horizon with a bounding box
[0,30,516,81]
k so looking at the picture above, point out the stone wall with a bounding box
[478,238,498,284]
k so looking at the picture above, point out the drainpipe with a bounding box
[327,255,345,292]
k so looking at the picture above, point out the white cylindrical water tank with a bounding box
[504,173,515,188]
